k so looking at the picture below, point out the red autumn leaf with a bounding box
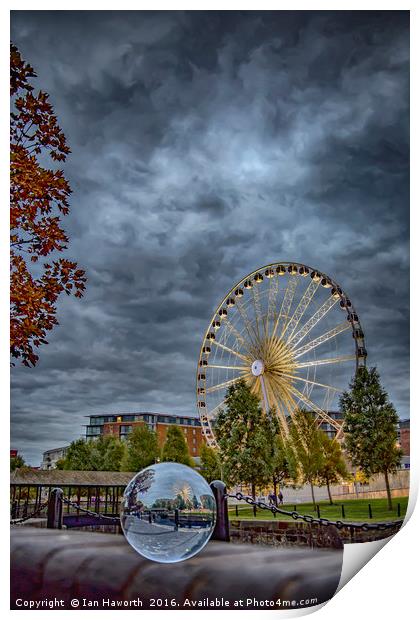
[10,43,87,367]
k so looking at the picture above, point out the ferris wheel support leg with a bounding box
[259,375,271,418]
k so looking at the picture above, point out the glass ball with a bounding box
[120,462,217,563]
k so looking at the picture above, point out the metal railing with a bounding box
[10,483,126,521]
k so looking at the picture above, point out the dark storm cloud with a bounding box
[11,11,409,464]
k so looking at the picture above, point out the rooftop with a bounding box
[10,469,136,486]
[85,411,200,419]
[43,446,70,455]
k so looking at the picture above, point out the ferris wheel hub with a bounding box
[251,359,265,376]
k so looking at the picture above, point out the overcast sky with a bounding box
[11,11,409,465]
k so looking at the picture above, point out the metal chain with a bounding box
[62,497,120,522]
[11,493,403,534]
[10,500,49,526]
[227,492,404,532]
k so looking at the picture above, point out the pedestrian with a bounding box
[278,491,284,505]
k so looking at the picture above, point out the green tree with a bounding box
[289,410,325,509]
[161,426,193,466]
[199,443,221,483]
[341,367,402,509]
[214,380,273,499]
[91,435,125,471]
[317,434,349,504]
[58,439,93,470]
[10,454,25,471]
[57,436,125,471]
[121,425,159,471]
[271,433,298,504]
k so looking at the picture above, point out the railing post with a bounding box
[47,488,63,529]
[210,480,230,542]
[11,500,18,520]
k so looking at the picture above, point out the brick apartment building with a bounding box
[85,412,204,458]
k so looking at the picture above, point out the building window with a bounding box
[90,417,105,425]
[86,426,101,436]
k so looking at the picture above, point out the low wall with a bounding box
[229,519,402,546]
[332,488,409,501]
[230,520,343,549]
[11,527,343,610]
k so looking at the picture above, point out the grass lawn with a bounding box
[228,496,408,523]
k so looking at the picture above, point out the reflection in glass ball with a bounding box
[120,462,217,563]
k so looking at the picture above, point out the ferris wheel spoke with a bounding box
[206,375,247,394]
[222,319,252,353]
[207,399,227,419]
[295,354,355,369]
[287,296,339,349]
[251,283,264,340]
[265,377,289,434]
[275,371,342,393]
[335,426,344,441]
[270,373,311,420]
[234,296,260,348]
[265,274,279,336]
[249,376,260,396]
[218,327,248,358]
[283,279,320,342]
[283,390,300,422]
[322,387,335,413]
[211,340,250,362]
[272,276,299,341]
[207,364,250,371]
[281,391,300,430]
[293,321,351,358]
[268,374,295,420]
[286,384,342,431]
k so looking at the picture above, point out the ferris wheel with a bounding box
[196,262,367,447]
